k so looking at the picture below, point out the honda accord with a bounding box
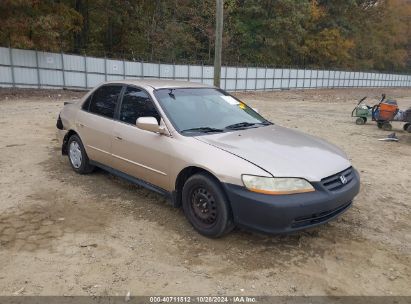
[56,80,360,237]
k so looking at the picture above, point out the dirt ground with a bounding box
[0,87,410,296]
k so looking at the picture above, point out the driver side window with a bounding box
[119,86,160,125]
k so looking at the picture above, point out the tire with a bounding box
[377,122,383,129]
[67,134,94,174]
[355,117,365,125]
[403,123,411,131]
[182,173,234,238]
[382,122,392,131]
[407,124,411,133]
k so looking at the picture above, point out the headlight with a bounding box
[242,175,315,195]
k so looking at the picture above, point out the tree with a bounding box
[0,0,410,72]
[0,0,82,51]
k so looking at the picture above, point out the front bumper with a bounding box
[223,168,360,234]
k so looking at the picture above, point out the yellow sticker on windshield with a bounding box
[239,102,246,109]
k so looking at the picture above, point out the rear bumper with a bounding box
[56,129,67,145]
[223,168,360,234]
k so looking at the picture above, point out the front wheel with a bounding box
[403,123,411,132]
[67,135,94,174]
[355,117,366,125]
[182,173,234,238]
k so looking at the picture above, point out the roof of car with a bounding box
[104,79,213,90]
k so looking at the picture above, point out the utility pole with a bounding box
[214,0,223,87]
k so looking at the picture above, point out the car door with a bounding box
[76,84,123,166]
[111,86,171,190]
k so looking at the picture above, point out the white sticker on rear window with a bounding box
[221,96,240,105]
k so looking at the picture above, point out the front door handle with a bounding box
[115,136,123,140]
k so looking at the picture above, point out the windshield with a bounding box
[154,88,271,134]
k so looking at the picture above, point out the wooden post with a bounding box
[213,0,223,87]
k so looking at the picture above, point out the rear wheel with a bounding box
[382,122,392,131]
[182,173,234,238]
[67,135,94,174]
[403,123,410,131]
[406,124,411,133]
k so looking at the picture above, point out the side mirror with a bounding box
[136,117,168,135]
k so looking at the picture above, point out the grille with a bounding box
[291,201,352,228]
[321,167,353,191]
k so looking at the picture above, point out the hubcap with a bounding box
[69,141,82,169]
[191,187,217,226]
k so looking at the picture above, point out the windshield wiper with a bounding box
[181,127,224,133]
[261,120,273,125]
[225,121,272,130]
[225,122,258,129]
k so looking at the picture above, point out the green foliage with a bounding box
[225,0,311,65]
[0,0,409,71]
[0,0,82,51]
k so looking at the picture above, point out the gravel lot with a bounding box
[0,87,410,296]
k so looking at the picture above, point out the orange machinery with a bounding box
[372,95,399,131]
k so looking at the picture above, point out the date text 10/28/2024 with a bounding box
[149,296,257,303]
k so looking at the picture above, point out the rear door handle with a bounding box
[115,136,123,140]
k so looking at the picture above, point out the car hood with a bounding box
[195,125,351,182]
